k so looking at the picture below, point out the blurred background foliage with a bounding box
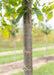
[0,27,54,49]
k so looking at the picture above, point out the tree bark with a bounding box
[46,35,48,55]
[22,0,33,75]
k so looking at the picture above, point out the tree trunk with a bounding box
[22,0,33,75]
[46,35,48,55]
[14,38,17,62]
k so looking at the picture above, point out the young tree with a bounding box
[42,2,54,55]
[9,19,18,61]
[22,0,33,75]
[32,1,54,56]
[41,23,51,55]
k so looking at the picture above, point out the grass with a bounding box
[0,43,54,52]
[0,49,54,64]
[33,62,54,75]
[11,62,54,75]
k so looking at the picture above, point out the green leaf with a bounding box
[0,13,2,17]
[16,10,26,22]
[50,4,54,10]
[0,2,2,10]
[33,2,37,8]
[48,1,54,5]
[4,9,10,17]
[1,28,9,39]
[42,6,50,15]
[42,6,46,12]
[4,5,17,18]
[1,18,7,26]
[32,30,36,34]
[3,0,17,6]
[47,11,53,20]
[32,8,44,21]
[34,23,37,26]
[5,5,14,14]
[17,5,26,13]
[42,3,46,6]
[45,6,50,15]
[5,25,12,30]
[1,18,12,30]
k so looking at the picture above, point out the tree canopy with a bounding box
[0,0,54,38]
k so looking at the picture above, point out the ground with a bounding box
[0,45,54,75]
[11,62,54,75]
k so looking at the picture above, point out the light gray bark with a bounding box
[14,38,17,62]
[23,0,33,75]
[46,35,48,55]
